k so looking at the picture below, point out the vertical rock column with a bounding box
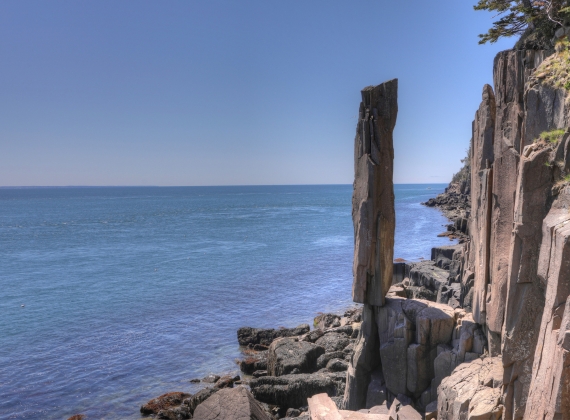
[470,84,495,327]
[525,199,570,420]
[345,80,398,410]
[351,80,397,306]
[486,50,525,354]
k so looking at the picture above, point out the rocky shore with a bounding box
[421,172,470,242]
[69,29,570,420]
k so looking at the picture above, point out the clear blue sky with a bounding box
[0,1,515,186]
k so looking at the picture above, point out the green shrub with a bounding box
[540,129,566,144]
[451,145,472,185]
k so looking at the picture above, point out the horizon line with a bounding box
[0,182,449,189]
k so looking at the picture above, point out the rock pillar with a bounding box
[345,80,397,410]
[352,80,397,306]
[470,84,495,327]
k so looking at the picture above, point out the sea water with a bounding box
[0,184,454,419]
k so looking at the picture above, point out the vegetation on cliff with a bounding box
[451,146,471,185]
[533,37,570,90]
[474,0,569,47]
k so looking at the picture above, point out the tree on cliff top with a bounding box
[474,0,570,45]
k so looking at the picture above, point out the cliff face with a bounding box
[462,47,570,420]
[344,41,570,420]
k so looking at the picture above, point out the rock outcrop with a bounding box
[352,80,397,306]
[437,357,503,420]
[238,324,311,347]
[345,42,570,420]
[193,387,271,420]
[435,42,570,420]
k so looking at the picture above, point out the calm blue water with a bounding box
[0,184,453,419]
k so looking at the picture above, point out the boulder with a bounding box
[437,357,503,420]
[252,370,267,378]
[183,388,218,414]
[268,337,325,376]
[237,325,310,346]
[250,372,345,409]
[431,245,462,270]
[302,329,326,343]
[405,261,449,302]
[202,374,220,383]
[325,358,348,372]
[193,386,271,420]
[315,333,351,353]
[314,313,341,329]
[316,352,345,369]
[352,80,397,305]
[308,393,391,419]
[140,392,192,416]
[240,354,267,375]
[214,375,235,389]
[343,307,363,324]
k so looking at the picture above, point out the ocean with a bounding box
[0,184,454,419]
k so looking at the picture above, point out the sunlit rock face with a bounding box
[352,80,397,307]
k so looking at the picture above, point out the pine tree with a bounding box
[474,0,570,44]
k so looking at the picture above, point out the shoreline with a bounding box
[113,189,461,420]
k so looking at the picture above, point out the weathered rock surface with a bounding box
[238,325,311,347]
[352,80,397,305]
[344,304,380,410]
[376,298,456,398]
[250,372,346,409]
[140,392,192,417]
[315,333,351,353]
[308,393,394,420]
[470,84,495,327]
[193,386,271,420]
[314,313,342,330]
[267,337,325,376]
[239,354,267,375]
[184,388,219,415]
[405,261,449,302]
[525,196,570,420]
[501,140,554,419]
[437,357,503,420]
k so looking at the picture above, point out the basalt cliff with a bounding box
[340,36,570,420]
[135,35,570,420]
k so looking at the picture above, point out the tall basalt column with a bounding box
[486,50,525,353]
[501,143,553,420]
[352,80,397,306]
[471,84,495,326]
[525,198,570,420]
[345,80,397,410]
